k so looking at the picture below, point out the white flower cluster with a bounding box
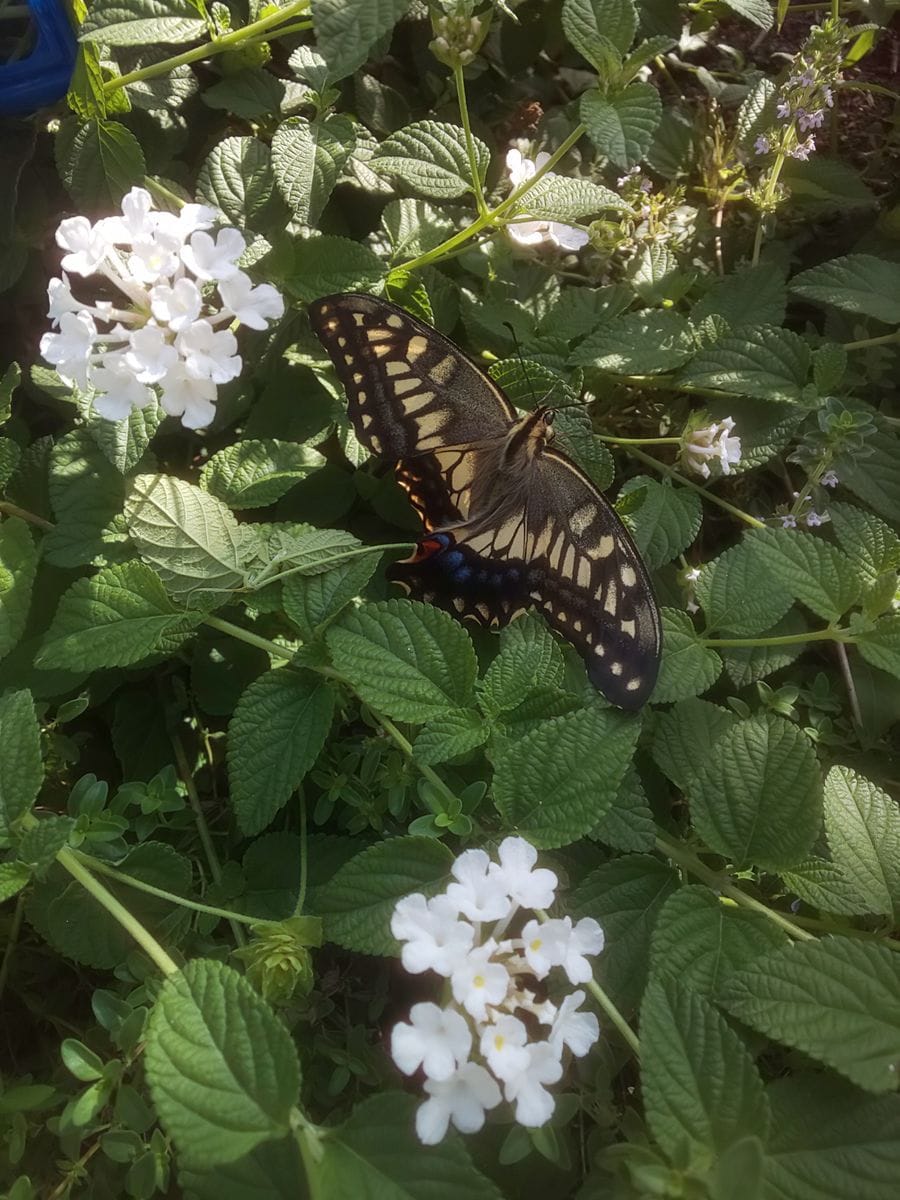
[40,187,284,430]
[390,837,603,1145]
[681,416,742,480]
[505,149,589,252]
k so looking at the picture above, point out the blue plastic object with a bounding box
[0,0,77,116]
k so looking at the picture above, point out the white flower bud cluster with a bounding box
[40,187,284,430]
[681,416,742,480]
[390,836,603,1145]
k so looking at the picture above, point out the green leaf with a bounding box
[0,690,42,838]
[855,616,900,681]
[312,0,411,81]
[627,243,693,306]
[570,310,694,374]
[271,115,355,225]
[651,698,737,792]
[823,766,900,920]
[745,529,860,622]
[517,174,625,223]
[201,441,324,510]
[829,502,900,585]
[780,155,875,213]
[641,977,770,1171]
[479,634,560,716]
[145,960,301,1168]
[651,609,722,704]
[836,430,900,524]
[650,886,788,996]
[542,285,631,340]
[228,669,334,836]
[573,854,679,1010]
[0,362,20,425]
[580,83,662,171]
[0,438,21,490]
[618,477,702,568]
[18,814,76,873]
[591,764,655,852]
[414,709,489,766]
[691,263,786,330]
[763,1075,900,1200]
[177,1139,302,1200]
[326,600,478,722]
[677,327,811,403]
[696,540,793,635]
[493,705,640,848]
[59,119,146,208]
[38,561,205,671]
[0,518,37,662]
[720,937,900,1094]
[253,527,369,580]
[197,136,279,230]
[81,0,206,44]
[688,714,821,871]
[371,121,490,199]
[318,1093,505,1200]
[720,0,772,29]
[44,429,125,568]
[314,836,454,954]
[789,254,900,325]
[0,861,32,902]
[781,856,870,916]
[562,0,637,62]
[125,473,246,603]
[283,552,380,641]
[202,70,285,121]
[284,235,383,303]
[86,401,162,475]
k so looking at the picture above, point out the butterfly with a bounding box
[309,292,661,709]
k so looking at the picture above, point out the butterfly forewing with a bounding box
[310,292,662,709]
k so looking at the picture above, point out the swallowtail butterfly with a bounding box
[310,293,661,709]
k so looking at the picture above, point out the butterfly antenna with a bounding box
[502,319,560,410]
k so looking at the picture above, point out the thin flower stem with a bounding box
[533,909,640,1054]
[614,443,766,530]
[702,627,850,647]
[71,850,258,926]
[203,614,298,659]
[789,912,900,947]
[102,2,312,93]
[171,726,247,947]
[454,62,489,219]
[0,501,54,530]
[842,330,900,352]
[751,145,788,268]
[397,123,587,274]
[655,835,816,942]
[143,176,188,211]
[56,844,180,974]
[834,640,864,728]
[598,435,681,446]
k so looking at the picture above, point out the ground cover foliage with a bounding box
[1,0,900,1196]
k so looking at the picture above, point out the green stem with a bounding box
[0,501,54,530]
[0,893,25,1000]
[702,627,849,648]
[250,543,413,589]
[790,911,900,947]
[295,793,309,916]
[655,835,816,942]
[102,1,311,94]
[397,123,587,274]
[171,728,247,948]
[598,435,681,447]
[842,331,900,352]
[377,713,462,815]
[56,845,180,974]
[203,614,298,659]
[71,851,258,927]
[536,909,640,1055]
[454,62,489,219]
[751,145,788,268]
[617,444,766,530]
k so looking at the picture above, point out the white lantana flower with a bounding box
[681,416,742,480]
[389,836,605,1146]
[505,148,590,252]
[416,1063,502,1145]
[40,186,284,431]
[392,1003,472,1083]
[391,893,475,977]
